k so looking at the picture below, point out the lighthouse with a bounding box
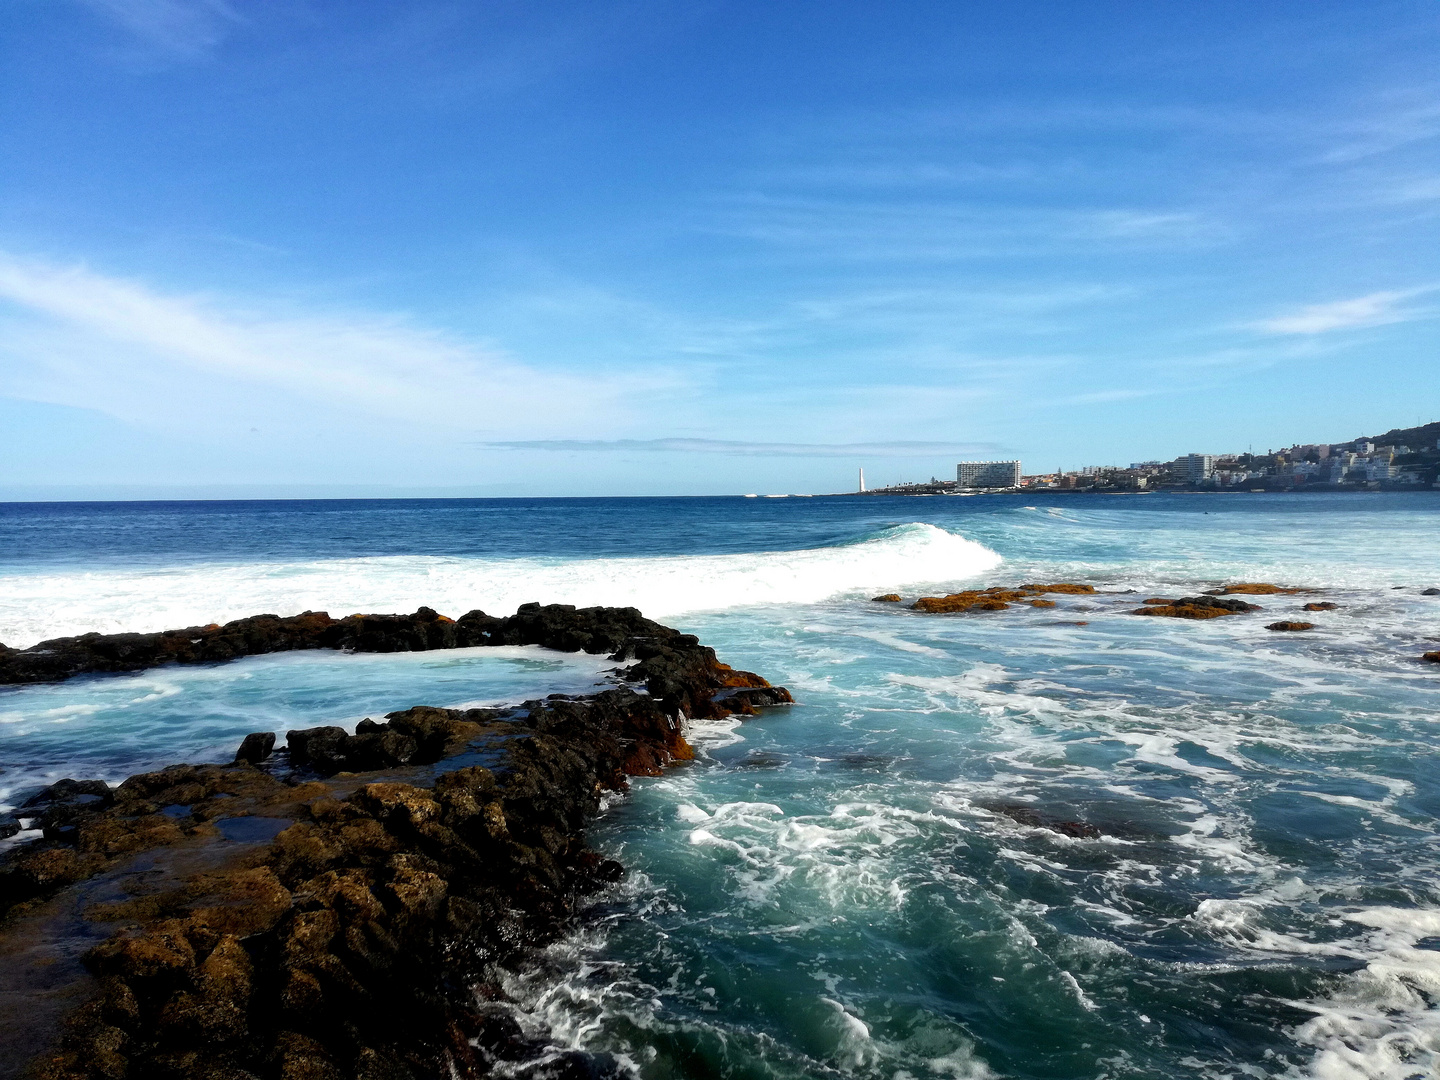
[858,467,866,493]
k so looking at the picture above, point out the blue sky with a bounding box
[1,0,1437,497]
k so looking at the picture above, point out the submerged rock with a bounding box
[988,804,1101,839]
[1423,651,1440,664]
[1423,588,1440,596]
[1303,602,1339,612]
[1205,583,1313,595]
[1265,621,1316,632]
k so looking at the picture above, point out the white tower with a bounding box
[858,467,866,492]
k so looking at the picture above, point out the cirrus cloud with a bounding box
[1256,287,1436,335]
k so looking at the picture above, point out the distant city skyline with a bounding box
[2,1,1438,498]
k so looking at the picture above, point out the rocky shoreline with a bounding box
[0,605,792,1080]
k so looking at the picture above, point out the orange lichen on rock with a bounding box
[1132,595,1260,620]
[910,583,1094,614]
[712,663,775,689]
[1206,583,1312,595]
[1303,602,1338,612]
[1423,651,1440,664]
[1266,621,1315,632]
[871,594,903,603]
[1133,604,1231,620]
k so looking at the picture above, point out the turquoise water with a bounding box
[2,493,1438,1078]
[0,646,612,806]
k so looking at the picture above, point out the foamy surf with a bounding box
[0,523,1001,647]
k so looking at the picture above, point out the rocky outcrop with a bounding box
[910,584,1094,614]
[1265,621,1315,632]
[1423,651,1440,664]
[0,603,728,686]
[1132,596,1261,620]
[871,594,902,603]
[1303,602,1338,612]
[0,606,792,1080]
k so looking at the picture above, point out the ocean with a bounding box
[2,492,1438,1080]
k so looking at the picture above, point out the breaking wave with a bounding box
[0,523,1000,647]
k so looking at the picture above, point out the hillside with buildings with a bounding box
[858,421,1440,494]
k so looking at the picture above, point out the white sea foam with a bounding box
[0,523,1001,647]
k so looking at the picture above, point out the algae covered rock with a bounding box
[911,583,1094,614]
[1132,596,1261,619]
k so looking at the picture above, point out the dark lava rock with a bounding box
[234,731,276,764]
[1303,602,1339,612]
[19,779,115,843]
[1,604,793,1080]
[871,594,902,602]
[1424,588,1440,596]
[1266,621,1316,632]
[1423,651,1440,664]
[0,604,639,685]
[1133,595,1262,619]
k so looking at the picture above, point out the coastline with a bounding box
[0,605,791,1080]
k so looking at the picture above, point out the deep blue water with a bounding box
[2,492,1438,1079]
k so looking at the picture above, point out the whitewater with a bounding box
[2,493,1438,1079]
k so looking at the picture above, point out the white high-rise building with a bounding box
[1183,454,1216,483]
[957,461,1022,488]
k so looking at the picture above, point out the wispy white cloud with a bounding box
[1319,93,1440,164]
[0,253,676,436]
[75,0,241,56]
[479,437,1005,458]
[1256,288,1436,335]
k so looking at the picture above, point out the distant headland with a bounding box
[857,419,1440,495]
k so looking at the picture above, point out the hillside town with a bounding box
[861,420,1440,494]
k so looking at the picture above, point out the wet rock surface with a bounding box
[0,602,735,686]
[1265,621,1316,632]
[1132,596,1262,619]
[909,584,1095,614]
[0,605,792,1080]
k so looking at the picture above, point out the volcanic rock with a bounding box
[234,731,276,764]
[1265,621,1315,632]
[1302,602,1338,612]
[911,583,1094,614]
[871,594,902,603]
[0,604,792,1080]
[1132,596,1261,619]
